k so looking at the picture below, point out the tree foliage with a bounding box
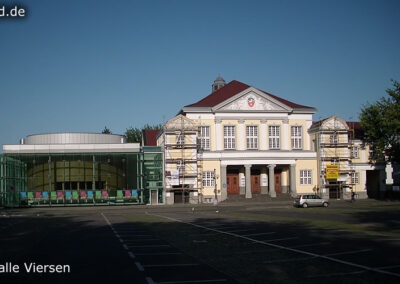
[360,80,400,163]
[125,123,163,143]
[102,126,112,134]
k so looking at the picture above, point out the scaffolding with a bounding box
[314,116,355,199]
[161,115,202,203]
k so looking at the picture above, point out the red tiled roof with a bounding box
[311,118,327,128]
[142,129,159,146]
[347,121,364,139]
[184,80,314,110]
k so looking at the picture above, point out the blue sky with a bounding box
[0,0,399,149]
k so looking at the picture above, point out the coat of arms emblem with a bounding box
[248,97,255,107]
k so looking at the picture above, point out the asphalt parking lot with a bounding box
[1,199,400,283]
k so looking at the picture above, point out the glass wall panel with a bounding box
[0,152,147,207]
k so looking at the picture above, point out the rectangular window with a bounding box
[246,126,258,149]
[223,126,236,150]
[202,171,215,187]
[176,134,184,145]
[351,172,359,184]
[291,126,303,149]
[176,161,185,175]
[329,133,338,144]
[268,125,280,149]
[350,146,359,158]
[199,126,210,150]
[300,170,312,185]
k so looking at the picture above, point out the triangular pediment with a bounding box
[164,114,198,131]
[321,116,349,130]
[214,88,291,112]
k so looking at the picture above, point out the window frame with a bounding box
[199,126,210,150]
[299,169,312,185]
[351,172,360,184]
[268,125,281,150]
[202,171,215,187]
[329,133,338,144]
[176,160,185,175]
[176,134,184,145]
[350,146,359,159]
[246,125,258,150]
[223,125,236,150]
[291,126,303,150]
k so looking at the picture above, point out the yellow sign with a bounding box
[326,165,339,179]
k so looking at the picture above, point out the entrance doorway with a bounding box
[227,174,239,194]
[274,172,282,194]
[328,182,342,199]
[150,189,158,205]
[174,191,189,203]
[251,175,261,193]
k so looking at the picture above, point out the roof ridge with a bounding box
[183,80,315,110]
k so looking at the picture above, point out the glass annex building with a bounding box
[0,133,163,207]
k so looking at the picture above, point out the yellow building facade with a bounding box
[309,116,389,200]
[158,78,319,204]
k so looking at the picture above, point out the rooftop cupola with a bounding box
[212,76,226,92]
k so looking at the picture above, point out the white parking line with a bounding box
[290,242,330,249]
[143,263,200,268]
[307,270,366,278]
[208,226,238,230]
[128,244,171,248]
[225,229,256,233]
[101,213,137,262]
[148,213,400,278]
[118,234,154,237]
[264,256,316,264]
[376,264,400,269]
[135,252,183,256]
[324,249,372,257]
[189,232,221,237]
[123,239,161,242]
[146,277,156,284]
[135,261,144,271]
[243,232,276,237]
[112,231,149,234]
[263,237,298,242]
[155,279,227,283]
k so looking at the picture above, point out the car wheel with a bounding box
[302,203,308,208]
[323,202,329,207]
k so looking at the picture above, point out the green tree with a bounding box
[360,80,400,163]
[125,124,163,143]
[102,126,112,134]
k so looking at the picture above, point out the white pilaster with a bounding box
[215,119,222,151]
[362,170,367,191]
[283,119,289,150]
[305,120,312,150]
[260,119,267,150]
[238,119,245,150]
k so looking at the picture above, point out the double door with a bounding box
[227,174,239,194]
[226,171,282,195]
